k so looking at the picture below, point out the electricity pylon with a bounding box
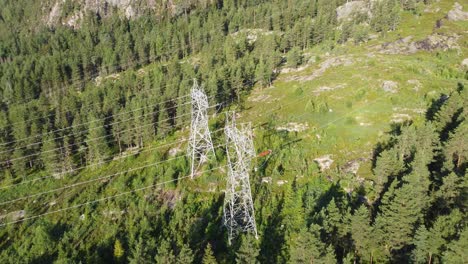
[187,79,215,179]
[223,112,258,245]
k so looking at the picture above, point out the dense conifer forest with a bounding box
[0,0,466,263]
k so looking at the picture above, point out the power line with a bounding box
[1,142,225,206]
[1,93,193,147]
[5,80,189,128]
[2,104,218,165]
[0,155,185,206]
[4,40,208,106]
[0,87,394,227]
[4,72,251,131]
[0,100,192,154]
[0,137,188,190]
[0,166,226,226]
[1,109,228,191]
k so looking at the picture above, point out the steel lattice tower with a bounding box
[223,112,258,245]
[187,79,215,179]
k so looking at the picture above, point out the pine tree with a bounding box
[314,0,337,43]
[114,239,125,262]
[236,234,259,264]
[40,133,60,175]
[128,238,150,264]
[442,227,467,263]
[202,243,217,264]
[434,172,465,210]
[373,148,405,195]
[287,47,302,68]
[412,225,439,264]
[322,245,337,264]
[321,198,350,249]
[85,116,110,165]
[280,184,306,236]
[350,205,375,263]
[155,239,176,264]
[289,227,327,264]
[177,244,194,264]
[374,158,430,254]
[443,122,467,173]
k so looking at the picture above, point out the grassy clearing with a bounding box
[240,0,467,182]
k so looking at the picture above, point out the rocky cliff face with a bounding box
[44,0,205,29]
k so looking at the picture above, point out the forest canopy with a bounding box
[0,0,466,263]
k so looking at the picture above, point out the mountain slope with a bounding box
[0,0,466,263]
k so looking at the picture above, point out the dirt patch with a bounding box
[158,189,180,209]
[342,160,360,175]
[424,6,441,13]
[47,2,62,26]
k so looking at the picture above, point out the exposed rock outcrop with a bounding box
[382,80,398,93]
[277,122,309,132]
[377,34,460,54]
[285,56,354,82]
[314,155,334,172]
[447,2,468,21]
[461,58,468,69]
[45,0,202,28]
[336,1,370,21]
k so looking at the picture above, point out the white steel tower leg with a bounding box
[188,79,215,179]
[223,112,258,245]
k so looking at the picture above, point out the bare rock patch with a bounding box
[391,113,412,123]
[336,1,369,21]
[314,84,347,95]
[314,155,334,172]
[407,79,422,91]
[284,56,354,82]
[377,34,460,54]
[447,2,468,21]
[461,58,468,69]
[277,180,288,186]
[382,80,398,93]
[277,122,309,132]
[262,177,272,184]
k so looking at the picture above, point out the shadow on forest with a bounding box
[188,195,226,262]
[258,195,285,263]
[371,120,412,170]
